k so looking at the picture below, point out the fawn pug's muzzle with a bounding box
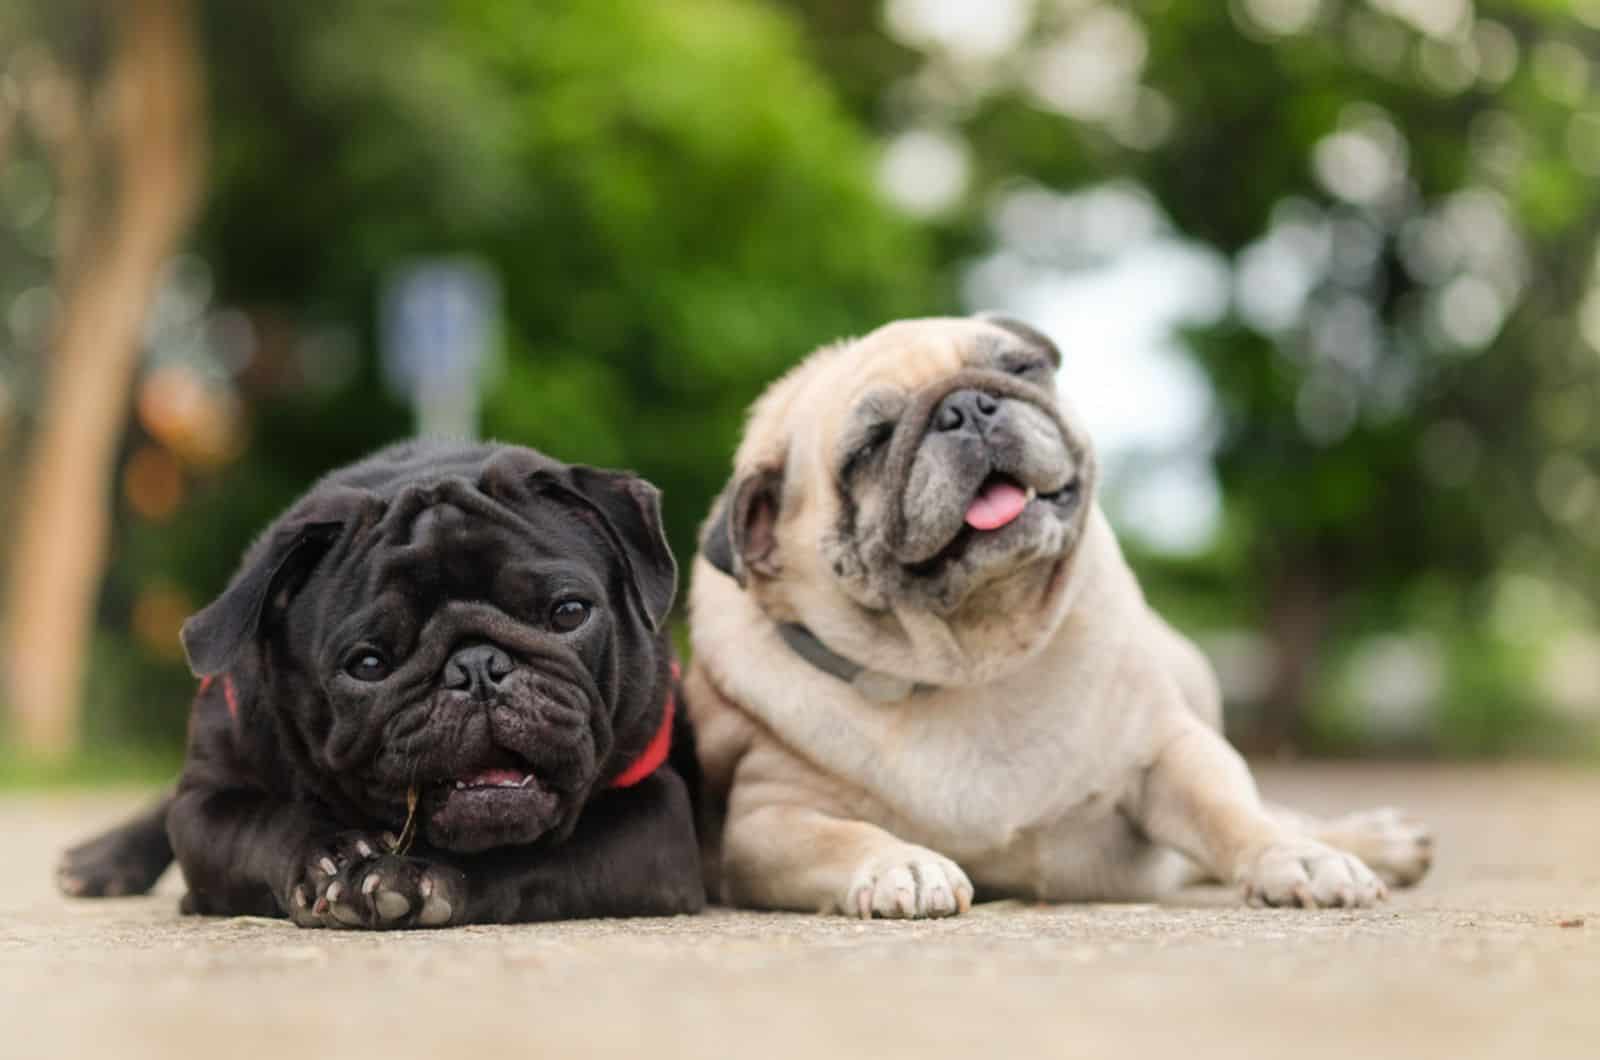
[888,370,1084,572]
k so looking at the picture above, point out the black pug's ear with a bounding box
[180,521,344,678]
[531,466,678,632]
[700,466,783,589]
[975,311,1062,369]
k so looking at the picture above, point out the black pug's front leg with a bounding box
[168,785,467,930]
[169,769,698,929]
[463,768,705,923]
[304,768,703,926]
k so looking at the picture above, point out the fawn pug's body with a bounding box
[687,316,1431,917]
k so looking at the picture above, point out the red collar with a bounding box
[201,665,676,789]
[199,673,241,727]
[609,660,678,789]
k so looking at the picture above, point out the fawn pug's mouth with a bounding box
[902,470,1083,578]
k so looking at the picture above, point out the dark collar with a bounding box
[777,623,933,703]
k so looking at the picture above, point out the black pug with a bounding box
[58,441,704,927]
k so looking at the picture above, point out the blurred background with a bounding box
[2,0,1598,781]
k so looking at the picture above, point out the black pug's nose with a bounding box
[933,388,1001,437]
[443,643,515,701]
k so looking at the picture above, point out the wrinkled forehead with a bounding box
[349,486,609,607]
[775,318,1046,460]
[821,318,1006,400]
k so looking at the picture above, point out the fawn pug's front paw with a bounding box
[842,845,974,919]
[1239,838,1388,909]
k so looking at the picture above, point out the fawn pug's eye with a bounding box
[841,422,894,481]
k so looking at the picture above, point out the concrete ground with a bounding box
[2,764,1597,1060]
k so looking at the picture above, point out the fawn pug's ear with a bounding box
[700,464,785,589]
[973,312,1062,369]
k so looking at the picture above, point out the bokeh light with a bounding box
[123,445,185,523]
[877,128,971,217]
[136,364,245,469]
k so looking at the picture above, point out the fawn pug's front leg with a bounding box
[1137,719,1388,909]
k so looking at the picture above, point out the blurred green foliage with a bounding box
[5,0,1600,762]
[71,0,938,748]
[786,0,1600,755]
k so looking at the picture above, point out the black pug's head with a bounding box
[180,442,677,854]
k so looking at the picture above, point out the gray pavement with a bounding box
[2,764,1598,1059]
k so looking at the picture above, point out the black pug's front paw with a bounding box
[285,832,466,930]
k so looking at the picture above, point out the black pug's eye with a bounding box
[344,650,392,683]
[550,599,591,633]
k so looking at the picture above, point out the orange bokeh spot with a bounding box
[124,445,185,521]
[137,365,246,468]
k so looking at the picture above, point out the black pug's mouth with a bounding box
[904,472,1079,578]
[420,751,564,852]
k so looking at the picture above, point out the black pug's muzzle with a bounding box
[882,369,1086,574]
[337,603,607,855]
[421,638,595,852]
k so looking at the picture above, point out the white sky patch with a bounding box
[1026,6,1148,122]
[1313,124,1402,206]
[1368,0,1471,40]
[884,0,1035,64]
[878,128,972,217]
[1432,272,1505,350]
[1235,200,1330,333]
[1237,0,1324,37]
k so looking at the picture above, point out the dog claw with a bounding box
[355,840,375,859]
[361,873,382,896]
[318,857,338,877]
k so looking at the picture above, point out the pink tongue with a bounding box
[965,479,1029,531]
[464,768,525,787]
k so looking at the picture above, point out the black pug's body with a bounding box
[59,441,704,928]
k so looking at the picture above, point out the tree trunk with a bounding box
[1242,568,1332,756]
[1,0,204,756]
